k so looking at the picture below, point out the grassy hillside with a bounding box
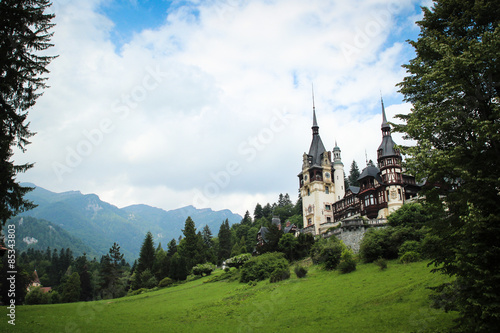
[1,260,457,332]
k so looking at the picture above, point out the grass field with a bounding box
[1,260,457,332]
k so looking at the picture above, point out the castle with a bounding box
[299,98,420,235]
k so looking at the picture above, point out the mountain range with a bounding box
[5,183,242,261]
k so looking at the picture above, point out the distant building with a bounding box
[28,270,52,293]
[299,98,420,235]
[257,216,298,247]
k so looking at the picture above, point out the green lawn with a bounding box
[1,260,457,332]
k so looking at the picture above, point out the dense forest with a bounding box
[0,193,309,304]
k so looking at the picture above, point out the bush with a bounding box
[140,269,158,289]
[25,287,50,305]
[50,290,61,304]
[127,288,148,296]
[240,252,289,283]
[311,238,344,270]
[338,249,357,274]
[294,266,308,278]
[399,251,420,264]
[278,233,300,261]
[158,277,174,288]
[225,253,252,269]
[269,268,290,283]
[398,240,421,257]
[192,263,216,276]
[374,258,388,270]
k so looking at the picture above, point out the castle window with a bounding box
[327,216,332,223]
[307,188,310,196]
[308,218,312,226]
[325,186,329,194]
[398,189,402,200]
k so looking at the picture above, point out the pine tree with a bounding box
[348,160,360,187]
[178,217,203,270]
[0,0,56,227]
[241,211,252,225]
[61,272,81,303]
[166,238,177,257]
[217,219,232,263]
[253,203,263,220]
[396,1,500,330]
[137,232,155,274]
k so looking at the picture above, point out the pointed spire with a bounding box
[381,96,389,130]
[312,83,319,135]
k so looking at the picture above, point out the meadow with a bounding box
[1,260,457,332]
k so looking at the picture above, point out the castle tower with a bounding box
[298,104,335,235]
[377,97,404,216]
[333,141,345,202]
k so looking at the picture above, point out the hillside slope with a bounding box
[4,216,95,257]
[2,261,457,332]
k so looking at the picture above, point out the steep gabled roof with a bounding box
[377,97,398,157]
[358,165,384,184]
[308,108,327,167]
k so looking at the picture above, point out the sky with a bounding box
[15,0,433,217]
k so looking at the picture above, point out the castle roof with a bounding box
[358,165,384,184]
[377,97,398,158]
[308,108,327,167]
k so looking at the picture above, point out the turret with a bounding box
[333,141,345,202]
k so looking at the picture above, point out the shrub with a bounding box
[294,266,308,278]
[224,267,230,272]
[204,268,240,283]
[240,252,289,283]
[399,251,420,264]
[225,253,252,269]
[278,233,300,261]
[127,288,148,296]
[48,290,60,304]
[374,258,388,270]
[398,240,421,257]
[269,267,290,283]
[311,238,344,270]
[140,269,158,289]
[359,228,390,263]
[158,277,174,288]
[338,249,357,274]
[192,263,216,276]
[25,287,50,305]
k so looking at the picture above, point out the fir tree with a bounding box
[0,0,56,227]
[253,203,264,220]
[217,219,232,263]
[396,1,500,330]
[348,160,360,187]
[137,232,155,274]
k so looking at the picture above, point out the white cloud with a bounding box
[15,0,423,216]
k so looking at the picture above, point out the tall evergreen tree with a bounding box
[178,217,203,270]
[61,272,81,303]
[166,238,177,257]
[241,211,252,226]
[0,0,56,228]
[348,160,360,187]
[253,203,264,220]
[395,1,500,331]
[217,219,232,263]
[137,232,155,274]
[202,225,216,263]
